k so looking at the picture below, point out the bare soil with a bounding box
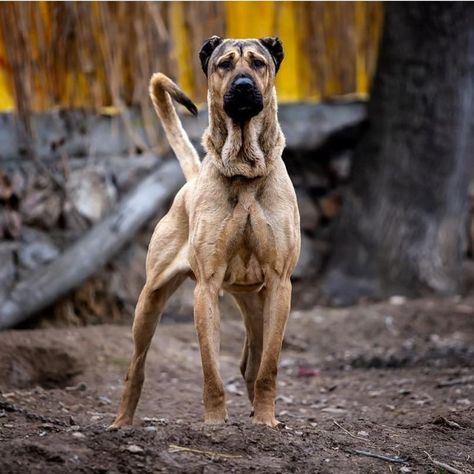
[0,296,473,473]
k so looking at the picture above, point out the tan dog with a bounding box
[110,36,300,429]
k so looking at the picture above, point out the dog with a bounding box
[109,36,300,429]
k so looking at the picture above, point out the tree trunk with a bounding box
[321,3,474,305]
[0,160,184,329]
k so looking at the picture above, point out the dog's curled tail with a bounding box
[149,73,201,181]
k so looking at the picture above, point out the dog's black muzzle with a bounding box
[224,75,263,123]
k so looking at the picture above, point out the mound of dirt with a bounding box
[0,296,473,473]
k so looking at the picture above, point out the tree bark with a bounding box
[321,3,474,305]
[0,160,184,329]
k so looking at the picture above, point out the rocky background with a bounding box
[2,102,473,328]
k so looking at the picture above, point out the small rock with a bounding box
[357,430,369,437]
[72,432,86,439]
[280,357,296,369]
[368,390,384,398]
[98,396,111,405]
[398,388,411,396]
[389,295,407,306]
[144,426,158,432]
[276,395,294,404]
[400,466,412,473]
[321,407,347,415]
[65,382,87,392]
[225,383,244,396]
[126,444,144,454]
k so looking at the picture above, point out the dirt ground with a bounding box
[0,295,473,473]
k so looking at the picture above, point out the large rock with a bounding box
[17,227,59,272]
[0,103,367,161]
[66,168,117,222]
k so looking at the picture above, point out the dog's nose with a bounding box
[233,77,254,92]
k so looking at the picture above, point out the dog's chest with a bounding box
[190,174,297,287]
[223,195,275,286]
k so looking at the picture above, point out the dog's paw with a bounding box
[107,417,132,431]
[204,410,228,425]
[252,414,281,429]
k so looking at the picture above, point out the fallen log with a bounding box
[0,160,184,330]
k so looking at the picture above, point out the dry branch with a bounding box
[0,160,184,330]
[168,444,242,459]
[347,449,407,464]
[424,451,465,474]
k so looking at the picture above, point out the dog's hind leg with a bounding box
[109,187,191,430]
[109,273,186,429]
[232,292,264,408]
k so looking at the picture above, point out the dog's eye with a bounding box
[218,60,232,70]
[253,59,265,68]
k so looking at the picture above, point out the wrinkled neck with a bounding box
[203,88,285,178]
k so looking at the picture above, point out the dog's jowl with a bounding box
[110,37,300,430]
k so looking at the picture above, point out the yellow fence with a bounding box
[0,1,382,111]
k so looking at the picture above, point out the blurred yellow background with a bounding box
[0,1,382,111]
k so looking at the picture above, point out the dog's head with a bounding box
[200,36,284,123]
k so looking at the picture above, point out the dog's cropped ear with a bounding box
[259,37,284,73]
[199,36,224,76]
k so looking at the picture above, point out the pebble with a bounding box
[126,444,144,453]
[144,426,158,432]
[98,396,112,405]
[72,432,86,439]
[321,407,347,414]
[65,382,87,392]
[389,295,407,305]
[225,383,244,396]
[276,395,293,404]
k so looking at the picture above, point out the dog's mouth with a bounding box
[223,77,263,123]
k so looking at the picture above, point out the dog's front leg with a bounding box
[253,276,292,428]
[194,278,227,424]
